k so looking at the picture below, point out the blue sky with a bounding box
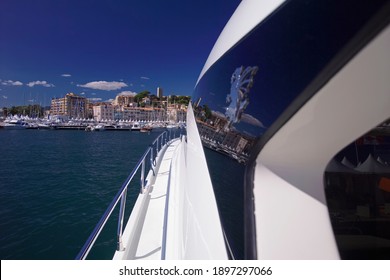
[0,0,241,107]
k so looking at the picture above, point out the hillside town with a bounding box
[49,87,189,123]
[0,87,189,130]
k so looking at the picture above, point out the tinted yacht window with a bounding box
[193,0,390,258]
[325,120,390,259]
[194,0,388,162]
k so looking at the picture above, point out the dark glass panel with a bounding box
[325,120,390,259]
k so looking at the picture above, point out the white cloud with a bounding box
[13,81,23,86]
[212,110,227,119]
[2,80,23,86]
[61,74,71,77]
[80,92,86,95]
[2,95,7,99]
[140,76,150,80]
[241,113,266,128]
[27,80,55,87]
[118,91,136,97]
[78,81,127,91]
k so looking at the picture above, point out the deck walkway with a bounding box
[130,139,180,260]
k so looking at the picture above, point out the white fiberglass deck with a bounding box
[133,140,179,259]
[113,139,181,260]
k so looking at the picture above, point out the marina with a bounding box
[0,116,185,132]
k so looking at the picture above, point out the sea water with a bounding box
[0,129,244,259]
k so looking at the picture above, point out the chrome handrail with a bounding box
[76,131,172,260]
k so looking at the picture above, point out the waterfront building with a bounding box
[166,107,186,123]
[93,103,114,121]
[113,91,136,107]
[196,110,254,159]
[142,97,151,106]
[148,107,168,122]
[87,102,95,119]
[50,93,88,119]
[115,107,166,122]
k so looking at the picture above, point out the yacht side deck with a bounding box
[113,139,182,260]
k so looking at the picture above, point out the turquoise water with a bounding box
[0,129,162,259]
[0,129,244,259]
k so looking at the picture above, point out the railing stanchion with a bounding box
[150,146,155,176]
[117,188,127,251]
[140,157,145,193]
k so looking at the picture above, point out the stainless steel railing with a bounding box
[76,130,179,260]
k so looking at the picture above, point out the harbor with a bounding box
[0,89,189,133]
[0,116,185,132]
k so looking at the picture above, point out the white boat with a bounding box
[166,122,178,129]
[140,125,152,133]
[94,124,106,131]
[3,119,28,129]
[37,123,51,129]
[85,125,95,132]
[131,122,141,131]
[77,0,390,260]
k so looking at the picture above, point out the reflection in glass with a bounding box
[194,66,259,164]
[325,119,390,259]
[225,66,258,129]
